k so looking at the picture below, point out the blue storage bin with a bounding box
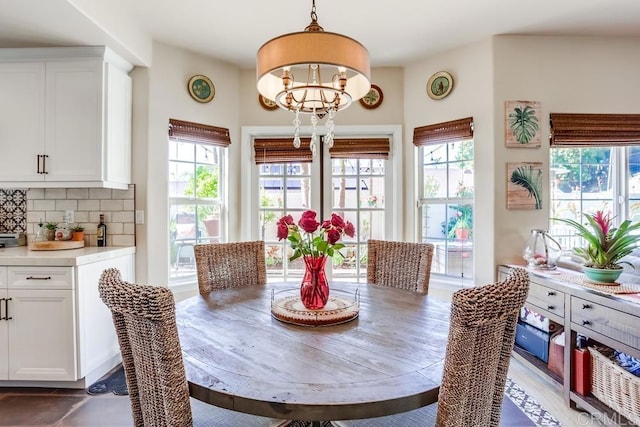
[515,321,550,363]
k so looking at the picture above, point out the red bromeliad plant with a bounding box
[553,210,640,269]
[276,210,356,261]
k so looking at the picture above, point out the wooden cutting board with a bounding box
[29,240,85,251]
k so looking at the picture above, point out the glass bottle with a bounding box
[33,220,46,242]
[523,229,561,270]
[97,214,107,247]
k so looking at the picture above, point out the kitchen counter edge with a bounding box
[0,246,136,266]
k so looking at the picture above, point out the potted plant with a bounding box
[552,210,640,282]
[44,222,58,241]
[71,226,85,242]
[447,211,471,240]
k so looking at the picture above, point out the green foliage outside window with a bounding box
[184,165,219,223]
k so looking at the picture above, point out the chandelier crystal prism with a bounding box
[256,0,371,154]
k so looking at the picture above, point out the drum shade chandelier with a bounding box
[256,0,371,155]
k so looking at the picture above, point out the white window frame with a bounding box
[241,125,403,279]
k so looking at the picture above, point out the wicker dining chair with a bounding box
[194,241,266,295]
[367,239,434,293]
[337,267,530,427]
[98,268,276,427]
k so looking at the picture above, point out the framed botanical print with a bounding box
[507,162,543,210]
[505,101,541,148]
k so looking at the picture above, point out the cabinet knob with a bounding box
[582,304,592,309]
[26,276,52,280]
[582,320,591,326]
[547,291,556,296]
[547,305,555,310]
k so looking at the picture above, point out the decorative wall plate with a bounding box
[359,84,383,109]
[426,71,453,100]
[258,94,279,111]
[188,75,215,103]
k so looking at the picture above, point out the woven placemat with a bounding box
[555,272,640,294]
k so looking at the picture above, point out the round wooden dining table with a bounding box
[175,282,451,422]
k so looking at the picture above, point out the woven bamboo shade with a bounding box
[253,138,312,164]
[550,113,640,147]
[329,138,390,159]
[413,117,474,146]
[168,119,231,146]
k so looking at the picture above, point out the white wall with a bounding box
[131,35,640,287]
[134,41,239,285]
[493,35,640,270]
[404,39,495,283]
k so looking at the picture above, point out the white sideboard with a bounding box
[499,265,640,425]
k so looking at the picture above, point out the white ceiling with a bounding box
[0,0,639,68]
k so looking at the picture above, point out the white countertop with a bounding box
[0,246,136,266]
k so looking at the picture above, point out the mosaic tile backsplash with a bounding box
[0,189,27,233]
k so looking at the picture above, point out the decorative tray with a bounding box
[270,288,360,327]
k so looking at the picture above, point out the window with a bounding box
[414,117,474,279]
[252,129,397,283]
[548,113,640,249]
[330,157,386,281]
[549,146,640,247]
[168,119,229,285]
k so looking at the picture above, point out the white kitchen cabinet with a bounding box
[0,63,44,182]
[1,267,76,381]
[0,248,135,387]
[0,267,7,380]
[76,253,134,383]
[0,47,133,189]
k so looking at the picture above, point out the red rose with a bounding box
[276,215,295,240]
[321,220,331,229]
[344,221,355,238]
[327,228,341,245]
[299,211,320,233]
[330,213,345,228]
[277,223,289,240]
[279,215,294,226]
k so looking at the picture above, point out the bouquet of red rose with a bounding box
[276,210,355,261]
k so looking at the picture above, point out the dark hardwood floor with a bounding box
[0,387,132,426]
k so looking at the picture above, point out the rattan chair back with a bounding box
[194,241,266,295]
[436,267,530,427]
[98,268,192,427]
[367,239,434,293]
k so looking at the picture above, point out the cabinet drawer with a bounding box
[8,267,73,290]
[527,282,565,318]
[571,296,640,350]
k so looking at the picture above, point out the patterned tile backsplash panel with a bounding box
[0,185,136,247]
[0,189,27,233]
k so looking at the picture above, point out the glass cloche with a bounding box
[523,229,562,270]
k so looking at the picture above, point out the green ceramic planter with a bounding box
[582,266,623,283]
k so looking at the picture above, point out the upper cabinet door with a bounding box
[45,60,104,183]
[104,63,132,186]
[0,63,45,182]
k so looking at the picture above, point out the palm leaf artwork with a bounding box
[510,165,543,209]
[509,105,539,144]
